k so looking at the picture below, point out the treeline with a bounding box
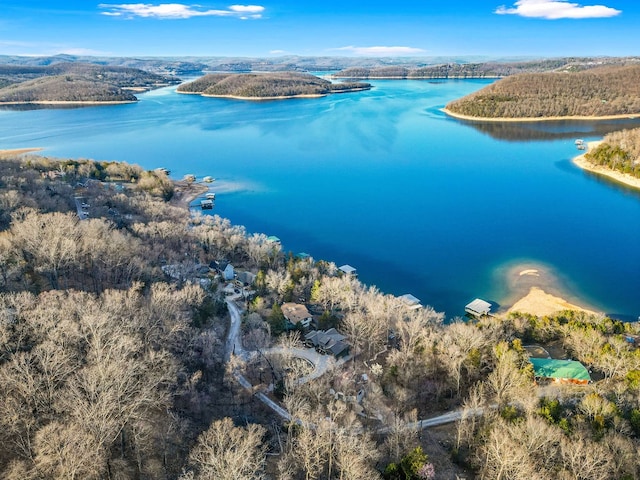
[585,127,640,178]
[177,72,370,98]
[0,62,180,103]
[445,65,640,119]
[333,58,640,79]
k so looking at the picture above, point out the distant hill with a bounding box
[177,72,370,99]
[0,63,180,104]
[333,58,640,79]
[444,65,640,120]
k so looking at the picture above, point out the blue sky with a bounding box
[0,1,636,58]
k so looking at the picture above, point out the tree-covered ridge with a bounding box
[585,128,640,179]
[445,65,640,119]
[0,62,180,103]
[177,72,370,98]
[333,58,640,79]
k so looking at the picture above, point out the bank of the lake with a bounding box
[573,141,640,191]
[442,107,640,123]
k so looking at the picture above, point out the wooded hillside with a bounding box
[177,72,370,98]
[445,65,640,119]
[0,63,179,103]
[333,58,640,79]
[586,127,640,178]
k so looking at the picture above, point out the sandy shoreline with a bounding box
[441,107,640,123]
[573,141,640,191]
[0,100,137,106]
[0,147,44,158]
[508,287,598,317]
[171,181,209,208]
[496,262,601,317]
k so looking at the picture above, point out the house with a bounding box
[339,264,357,276]
[304,328,350,358]
[529,358,591,385]
[465,298,492,317]
[223,264,235,281]
[237,271,257,286]
[282,303,313,329]
[399,293,422,310]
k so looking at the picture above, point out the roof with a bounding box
[530,358,591,382]
[465,298,492,313]
[339,264,357,274]
[281,303,312,325]
[399,294,421,306]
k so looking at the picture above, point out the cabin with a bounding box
[200,199,214,209]
[282,303,313,329]
[398,293,422,310]
[339,264,357,276]
[304,328,349,358]
[465,298,492,317]
[529,358,591,385]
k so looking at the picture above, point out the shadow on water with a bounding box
[448,117,640,142]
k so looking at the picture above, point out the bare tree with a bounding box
[184,417,266,480]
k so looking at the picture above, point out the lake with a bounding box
[1,79,639,319]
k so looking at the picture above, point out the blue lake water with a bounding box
[1,79,639,319]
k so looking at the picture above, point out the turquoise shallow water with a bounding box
[1,79,639,319]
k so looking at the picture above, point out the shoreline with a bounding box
[0,147,44,158]
[178,88,370,101]
[496,262,601,318]
[573,141,640,191]
[0,100,137,106]
[441,107,640,123]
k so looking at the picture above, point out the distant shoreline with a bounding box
[441,107,640,123]
[0,100,137,106]
[573,141,640,191]
[201,93,327,101]
[332,75,502,80]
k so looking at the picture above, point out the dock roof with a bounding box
[465,298,491,315]
[530,358,591,382]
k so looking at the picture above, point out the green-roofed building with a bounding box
[530,358,591,385]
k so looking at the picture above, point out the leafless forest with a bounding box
[446,65,640,118]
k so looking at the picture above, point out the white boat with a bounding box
[205,192,216,200]
[203,176,215,183]
[574,139,584,145]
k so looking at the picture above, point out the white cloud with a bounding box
[99,3,265,19]
[332,46,426,56]
[495,0,621,19]
[269,50,288,55]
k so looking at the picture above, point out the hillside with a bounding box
[333,57,640,79]
[0,62,180,104]
[177,72,370,99]
[584,128,640,179]
[445,65,640,120]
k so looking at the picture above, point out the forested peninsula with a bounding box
[0,63,179,105]
[177,72,371,99]
[2,150,640,479]
[573,128,640,189]
[444,65,640,121]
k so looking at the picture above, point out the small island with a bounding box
[176,72,371,100]
[444,64,640,121]
[0,63,180,106]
